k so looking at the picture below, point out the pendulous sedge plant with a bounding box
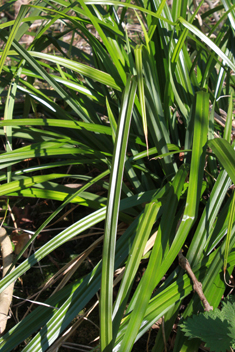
[0,0,234,351]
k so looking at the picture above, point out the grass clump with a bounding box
[0,0,234,351]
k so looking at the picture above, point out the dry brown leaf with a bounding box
[11,233,31,257]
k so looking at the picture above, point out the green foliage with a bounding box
[180,297,235,352]
[0,0,234,351]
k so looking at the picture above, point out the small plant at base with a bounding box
[180,296,235,352]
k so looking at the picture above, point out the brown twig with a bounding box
[0,227,15,334]
[178,250,213,312]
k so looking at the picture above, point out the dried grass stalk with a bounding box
[0,227,15,334]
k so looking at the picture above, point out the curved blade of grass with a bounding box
[208,138,235,185]
[205,200,234,256]
[0,208,106,294]
[26,2,124,36]
[21,4,125,90]
[6,188,103,207]
[7,79,80,119]
[187,169,232,267]
[106,97,117,142]
[20,217,140,352]
[118,90,209,350]
[116,165,188,351]
[135,45,148,151]
[0,189,161,351]
[174,221,235,351]
[223,94,233,142]
[22,51,121,91]
[145,87,176,177]
[0,159,99,181]
[0,14,52,31]
[0,92,113,150]
[80,0,127,85]
[0,118,112,135]
[169,90,209,242]
[206,137,235,277]
[129,144,181,161]
[14,0,48,41]
[172,0,203,65]
[0,127,82,148]
[100,75,137,351]
[200,6,234,90]
[224,189,235,273]
[171,0,187,22]
[221,0,235,31]
[4,68,22,185]
[0,215,139,352]
[168,52,189,120]
[6,168,109,269]
[149,0,195,112]
[35,0,175,26]
[179,17,235,73]
[0,5,28,75]
[158,168,232,350]
[4,79,15,155]
[112,201,161,340]
[0,174,69,196]
[16,76,103,103]
[0,30,92,123]
[173,140,235,351]
[115,250,235,350]
[2,185,156,288]
[0,146,110,170]
[3,65,105,102]
[0,277,83,352]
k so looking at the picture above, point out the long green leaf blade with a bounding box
[208,138,235,185]
[100,75,137,351]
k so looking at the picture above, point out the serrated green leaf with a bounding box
[180,311,233,352]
